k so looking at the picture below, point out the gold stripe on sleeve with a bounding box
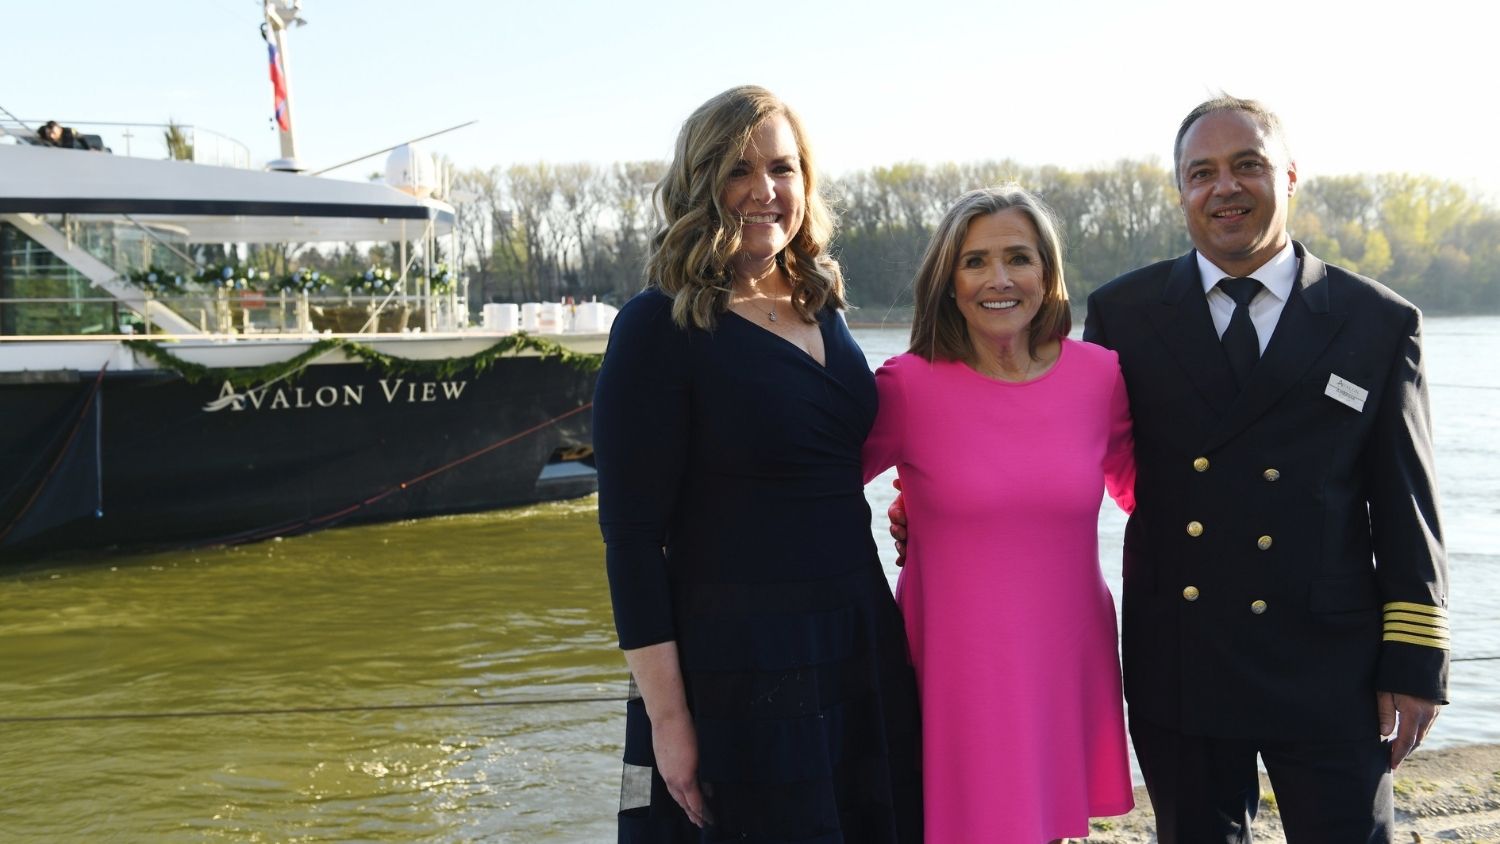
[1383,611,1450,631]
[1383,622,1451,644]
[1383,631,1451,650]
[1383,602,1448,619]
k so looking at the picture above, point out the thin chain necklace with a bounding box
[986,358,1033,382]
[979,346,1039,382]
[739,271,788,323]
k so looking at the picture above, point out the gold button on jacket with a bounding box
[1186,521,1204,537]
[1250,600,1268,614]
[1257,535,1274,551]
[1193,457,1210,472]
[1183,586,1200,601]
[1263,468,1281,482]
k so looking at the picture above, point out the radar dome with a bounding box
[385,143,438,198]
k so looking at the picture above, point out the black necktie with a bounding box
[1218,276,1263,389]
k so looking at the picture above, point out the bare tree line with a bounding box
[452,161,664,306]
[448,159,1500,315]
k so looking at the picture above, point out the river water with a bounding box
[1,317,1495,842]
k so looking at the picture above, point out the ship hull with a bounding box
[0,355,598,559]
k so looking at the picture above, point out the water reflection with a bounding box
[0,501,624,842]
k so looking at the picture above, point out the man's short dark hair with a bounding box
[1173,95,1291,187]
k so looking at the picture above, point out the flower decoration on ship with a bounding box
[269,268,331,294]
[424,263,458,294]
[125,265,191,295]
[345,265,397,295]
[194,263,257,290]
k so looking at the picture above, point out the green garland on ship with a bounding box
[123,333,602,388]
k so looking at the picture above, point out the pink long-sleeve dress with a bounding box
[863,339,1136,842]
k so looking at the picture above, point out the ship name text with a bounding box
[204,378,469,412]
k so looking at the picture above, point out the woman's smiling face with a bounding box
[951,208,1046,349]
[719,114,805,275]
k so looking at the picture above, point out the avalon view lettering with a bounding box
[206,377,469,412]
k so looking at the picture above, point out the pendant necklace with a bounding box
[741,274,783,323]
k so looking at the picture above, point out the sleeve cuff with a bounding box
[1382,601,1450,650]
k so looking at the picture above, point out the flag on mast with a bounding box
[266,38,290,132]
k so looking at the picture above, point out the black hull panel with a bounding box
[0,358,597,559]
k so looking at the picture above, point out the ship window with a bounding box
[1,222,122,336]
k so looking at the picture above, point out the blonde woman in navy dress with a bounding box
[593,85,923,843]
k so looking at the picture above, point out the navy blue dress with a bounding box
[594,289,922,843]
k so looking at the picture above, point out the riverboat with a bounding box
[0,141,612,560]
[0,5,612,560]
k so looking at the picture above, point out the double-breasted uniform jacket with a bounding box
[1083,242,1449,741]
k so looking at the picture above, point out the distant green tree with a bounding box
[163,120,194,161]
[1292,172,1500,312]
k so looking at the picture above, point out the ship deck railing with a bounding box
[0,119,252,169]
[0,290,473,337]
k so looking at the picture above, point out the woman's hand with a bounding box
[652,711,711,827]
[621,641,712,827]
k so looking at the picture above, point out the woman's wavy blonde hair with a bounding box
[646,85,844,330]
[909,185,1072,363]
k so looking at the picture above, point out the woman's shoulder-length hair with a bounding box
[645,85,844,331]
[907,184,1071,362]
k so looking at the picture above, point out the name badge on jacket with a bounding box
[1325,374,1369,412]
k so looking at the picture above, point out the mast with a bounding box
[263,0,306,172]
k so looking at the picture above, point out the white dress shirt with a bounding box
[1197,240,1298,355]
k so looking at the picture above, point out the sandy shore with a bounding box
[1079,743,1500,843]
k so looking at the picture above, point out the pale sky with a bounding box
[7,0,1496,199]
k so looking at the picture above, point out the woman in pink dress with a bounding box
[863,185,1136,842]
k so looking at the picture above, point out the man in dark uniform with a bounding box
[1082,96,1448,842]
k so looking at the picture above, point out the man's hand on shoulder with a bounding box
[1378,691,1441,769]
